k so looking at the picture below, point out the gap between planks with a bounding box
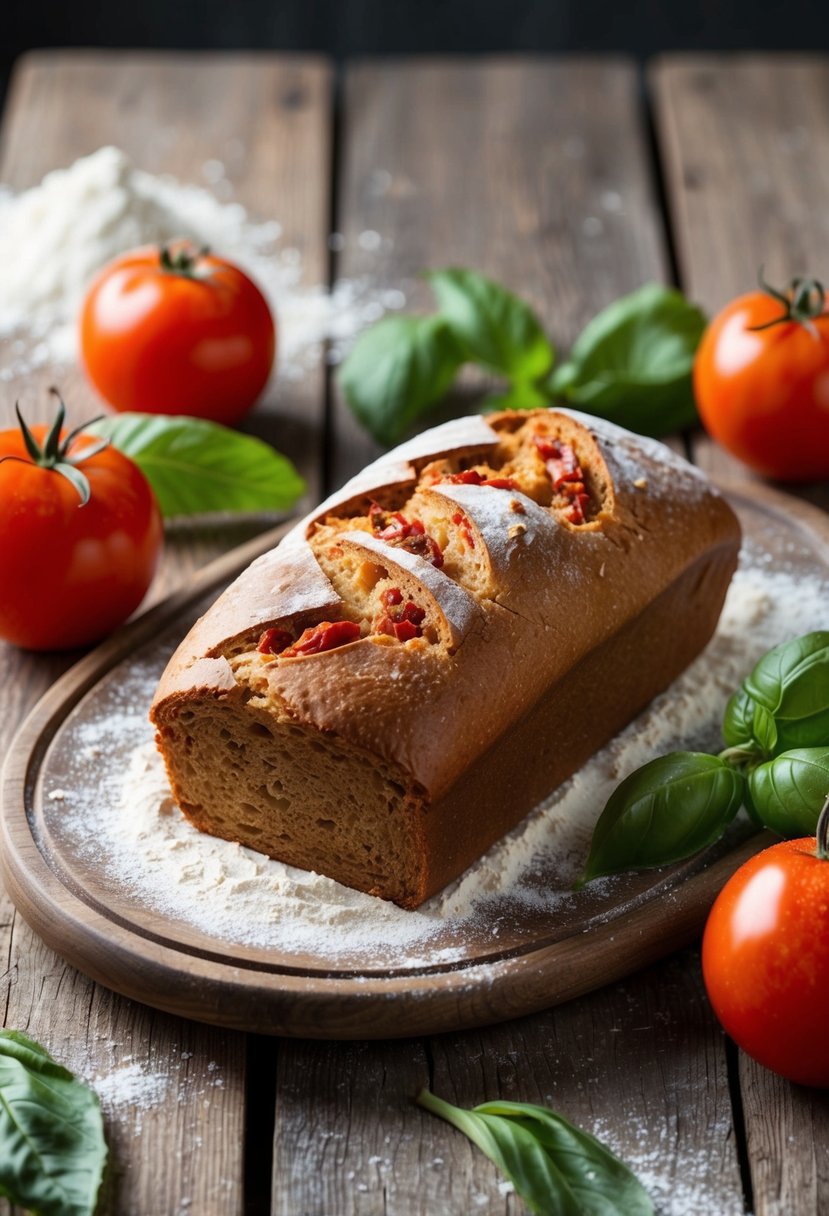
[268,55,747,1216]
[652,53,829,1216]
[0,50,334,1216]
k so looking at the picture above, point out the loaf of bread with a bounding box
[151,408,740,908]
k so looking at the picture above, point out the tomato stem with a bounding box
[12,390,109,507]
[750,269,828,336]
[159,242,210,278]
[817,794,829,860]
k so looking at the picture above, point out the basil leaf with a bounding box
[427,268,554,384]
[722,686,762,752]
[742,778,765,827]
[748,748,829,837]
[549,284,706,436]
[744,631,829,719]
[752,703,778,755]
[88,414,306,518]
[339,314,463,446]
[417,1089,652,1216]
[0,1030,107,1216]
[581,752,744,884]
[483,381,552,412]
[776,707,829,751]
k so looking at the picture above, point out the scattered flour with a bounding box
[56,1039,230,1139]
[0,145,403,383]
[41,548,829,968]
[90,1060,170,1111]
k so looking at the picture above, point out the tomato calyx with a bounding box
[0,389,109,507]
[750,270,828,336]
[816,794,829,861]
[159,242,211,279]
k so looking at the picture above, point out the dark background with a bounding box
[2,0,828,110]
[4,0,829,74]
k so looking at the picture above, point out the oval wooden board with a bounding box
[2,483,827,1040]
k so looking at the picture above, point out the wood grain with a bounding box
[0,49,332,503]
[652,54,829,1216]
[0,50,332,1214]
[740,1055,829,1216]
[651,55,829,315]
[271,54,743,1215]
[330,57,671,488]
[271,954,745,1215]
[431,951,744,1215]
[651,54,829,511]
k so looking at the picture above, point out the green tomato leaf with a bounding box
[0,1030,107,1216]
[748,748,829,837]
[417,1089,653,1216]
[427,268,554,382]
[549,283,707,436]
[744,631,829,719]
[581,752,744,884]
[88,414,305,518]
[339,314,464,446]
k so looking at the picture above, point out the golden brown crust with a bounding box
[150,408,741,906]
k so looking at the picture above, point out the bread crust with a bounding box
[151,409,741,907]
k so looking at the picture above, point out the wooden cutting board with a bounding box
[1,482,826,1040]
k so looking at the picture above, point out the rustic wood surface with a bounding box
[652,54,829,512]
[654,57,829,1210]
[0,50,333,1216]
[293,55,744,1216]
[0,48,828,1216]
[331,58,672,487]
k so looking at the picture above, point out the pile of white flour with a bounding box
[46,547,828,966]
[0,145,402,383]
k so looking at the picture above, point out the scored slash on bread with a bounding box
[151,408,741,909]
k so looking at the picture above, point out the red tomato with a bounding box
[702,810,829,1087]
[80,243,276,425]
[0,409,162,651]
[693,277,829,482]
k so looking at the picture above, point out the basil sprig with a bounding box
[549,284,706,435]
[740,631,829,752]
[417,1088,653,1216]
[580,754,744,886]
[88,413,306,518]
[580,632,829,884]
[426,268,555,383]
[338,270,705,446]
[748,749,829,837]
[0,1030,107,1216]
[338,314,464,447]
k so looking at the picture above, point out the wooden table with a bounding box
[1,50,828,1215]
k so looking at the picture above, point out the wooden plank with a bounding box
[652,53,829,1214]
[740,1055,829,1216]
[651,54,829,511]
[0,49,333,1214]
[651,55,829,316]
[272,56,745,1215]
[329,57,671,488]
[272,1042,434,1215]
[274,953,744,1214]
[0,49,331,504]
[430,952,744,1216]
